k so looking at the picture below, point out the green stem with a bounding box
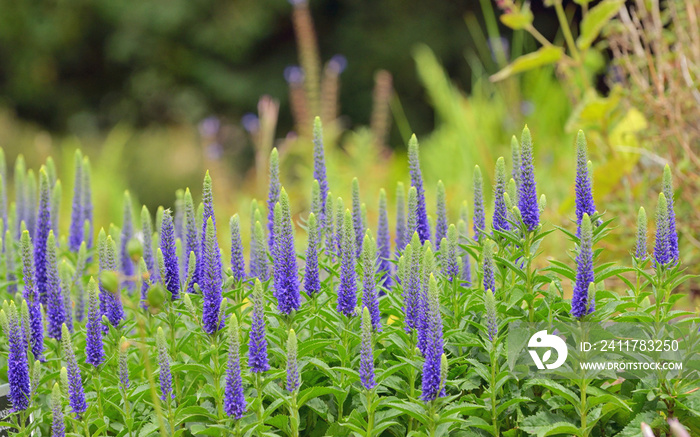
[407,332,416,433]
[212,334,224,421]
[289,391,300,437]
[365,390,374,437]
[452,279,462,356]
[428,400,437,437]
[339,316,349,420]
[255,372,265,425]
[580,382,588,436]
[524,230,535,323]
[95,369,105,420]
[16,410,26,435]
[579,321,589,437]
[490,349,499,436]
[123,387,133,437]
[553,1,580,61]
[166,398,175,436]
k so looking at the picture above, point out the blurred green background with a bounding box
[0,0,698,298]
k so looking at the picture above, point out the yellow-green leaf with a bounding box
[490,46,564,82]
[500,9,533,30]
[577,0,625,50]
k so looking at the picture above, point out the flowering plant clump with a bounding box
[0,120,697,437]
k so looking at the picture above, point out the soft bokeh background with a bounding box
[0,0,698,299]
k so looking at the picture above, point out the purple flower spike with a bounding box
[472,166,486,242]
[417,243,435,356]
[635,207,647,260]
[442,224,459,282]
[303,213,320,296]
[120,192,135,293]
[653,193,671,266]
[248,279,270,373]
[407,135,431,243]
[229,214,246,282]
[458,214,472,286]
[46,231,66,340]
[81,157,94,250]
[20,231,44,359]
[34,168,52,305]
[435,181,448,249]
[250,216,269,281]
[50,383,65,437]
[313,118,329,223]
[202,216,224,334]
[103,236,125,327]
[511,135,521,197]
[359,307,376,390]
[484,289,497,341]
[334,197,345,259]
[272,189,301,315]
[141,206,157,304]
[406,187,418,239]
[395,182,407,256]
[119,337,130,390]
[285,329,300,392]
[68,150,84,252]
[377,189,392,288]
[361,233,381,331]
[571,214,595,318]
[493,158,510,232]
[402,233,422,332]
[7,303,30,411]
[517,126,540,231]
[352,178,364,256]
[25,170,37,240]
[224,315,247,419]
[421,274,445,402]
[85,278,104,367]
[337,210,358,317]
[198,171,217,289]
[482,240,496,294]
[323,193,335,258]
[267,149,281,251]
[50,180,61,239]
[183,189,199,292]
[574,131,596,235]
[61,324,87,416]
[156,327,174,401]
[663,165,679,263]
[160,210,180,301]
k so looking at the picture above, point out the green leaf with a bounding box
[490,47,564,82]
[523,379,579,407]
[577,0,625,50]
[297,386,346,408]
[507,327,531,371]
[500,8,533,30]
[520,411,581,437]
[386,401,428,425]
[616,411,658,437]
[496,396,532,416]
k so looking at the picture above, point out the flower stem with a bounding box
[212,334,224,421]
[255,372,265,425]
[490,348,499,436]
[365,389,374,437]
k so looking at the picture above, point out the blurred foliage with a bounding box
[0,0,494,139]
